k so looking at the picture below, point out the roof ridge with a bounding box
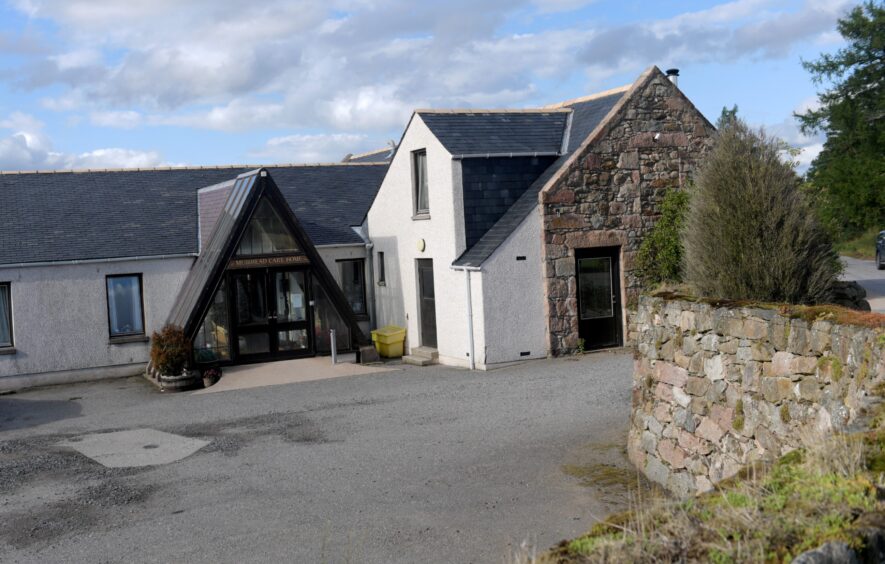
[346,147,390,159]
[0,161,387,175]
[416,108,571,115]
[543,84,631,109]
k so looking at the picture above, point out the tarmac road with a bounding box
[842,256,885,312]
[0,352,635,564]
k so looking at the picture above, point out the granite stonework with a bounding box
[541,70,716,356]
[628,296,885,497]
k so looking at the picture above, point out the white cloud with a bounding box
[578,0,854,71]
[793,141,823,170]
[794,95,822,115]
[530,0,597,13]
[90,110,142,128]
[4,0,854,164]
[764,96,828,173]
[62,148,163,169]
[251,133,375,163]
[0,112,164,170]
[321,86,417,131]
[10,0,836,125]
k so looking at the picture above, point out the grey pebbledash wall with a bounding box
[627,296,885,497]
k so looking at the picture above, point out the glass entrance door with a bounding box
[231,268,312,361]
[272,270,310,353]
[575,247,623,350]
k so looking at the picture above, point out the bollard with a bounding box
[330,329,337,365]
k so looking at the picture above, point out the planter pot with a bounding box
[153,368,200,392]
[201,368,222,389]
[160,372,199,392]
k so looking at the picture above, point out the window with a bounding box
[338,259,367,316]
[0,283,12,348]
[312,278,352,354]
[377,252,386,285]
[194,280,231,363]
[236,197,300,257]
[412,150,429,215]
[106,274,145,338]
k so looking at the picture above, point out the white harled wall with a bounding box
[477,210,547,366]
[0,256,194,388]
[367,115,477,368]
[0,244,373,389]
[315,243,373,335]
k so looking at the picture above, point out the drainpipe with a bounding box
[365,242,376,328]
[451,264,481,370]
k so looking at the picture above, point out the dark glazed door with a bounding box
[417,259,437,348]
[231,268,312,361]
[232,270,272,358]
[576,247,623,350]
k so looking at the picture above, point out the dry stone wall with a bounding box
[628,296,885,497]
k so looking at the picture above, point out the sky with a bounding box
[0,0,857,172]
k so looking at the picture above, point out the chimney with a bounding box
[665,68,679,86]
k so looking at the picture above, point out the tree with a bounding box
[717,104,739,129]
[682,119,841,304]
[796,1,885,237]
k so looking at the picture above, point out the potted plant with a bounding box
[202,367,221,388]
[149,325,197,391]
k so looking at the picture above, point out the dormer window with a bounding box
[412,149,429,216]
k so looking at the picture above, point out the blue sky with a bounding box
[0,0,856,171]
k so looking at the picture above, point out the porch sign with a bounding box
[228,254,310,269]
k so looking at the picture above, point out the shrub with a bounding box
[636,188,691,286]
[682,119,841,304]
[150,325,191,375]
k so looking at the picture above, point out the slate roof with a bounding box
[418,111,570,156]
[0,163,387,266]
[452,90,626,267]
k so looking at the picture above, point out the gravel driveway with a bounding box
[0,352,634,563]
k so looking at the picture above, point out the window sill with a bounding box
[412,213,431,221]
[0,347,16,356]
[109,335,149,345]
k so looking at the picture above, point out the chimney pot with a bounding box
[665,68,680,86]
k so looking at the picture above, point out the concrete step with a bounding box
[402,355,434,367]
[410,346,439,361]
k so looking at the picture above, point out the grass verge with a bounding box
[535,406,885,563]
[835,227,880,261]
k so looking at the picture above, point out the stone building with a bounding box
[369,65,715,369]
[0,65,715,390]
[539,67,716,355]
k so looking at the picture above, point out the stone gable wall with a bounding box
[628,296,885,497]
[540,71,716,356]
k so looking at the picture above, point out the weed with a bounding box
[780,405,791,424]
[817,355,844,381]
[732,415,745,432]
[550,428,881,563]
